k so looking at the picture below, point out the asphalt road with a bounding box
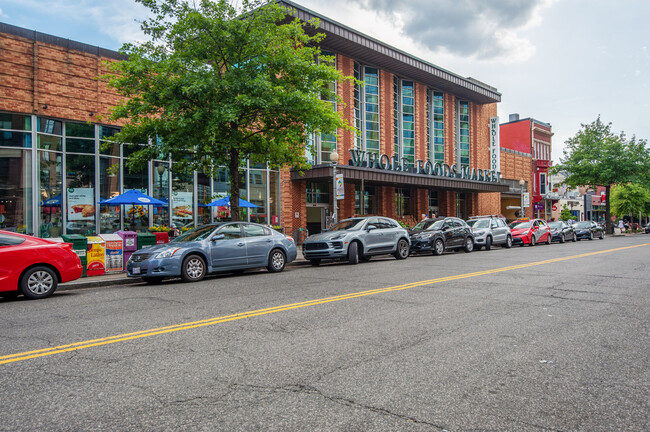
[1,235,649,431]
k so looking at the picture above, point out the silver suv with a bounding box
[466,216,512,250]
[302,216,411,266]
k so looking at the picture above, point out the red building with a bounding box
[500,114,554,219]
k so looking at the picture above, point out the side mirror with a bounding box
[211,234,225,241]
[367,225,377,231]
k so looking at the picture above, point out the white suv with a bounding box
[466,216,512,250]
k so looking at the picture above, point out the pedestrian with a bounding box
[618,220,624,232]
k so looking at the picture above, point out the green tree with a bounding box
[551,117,650,233]
[102,0,352,220]
[610,183,650,227]
[559,205,574,221]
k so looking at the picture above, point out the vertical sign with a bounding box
[523,193,530,207]
[489,116,501,174]
[335,174,344,200]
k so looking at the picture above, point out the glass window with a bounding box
[172,169,194,229]
[38,134,62,151]
[66,154,96,235]
[39,151,63,238]
[0,149,33,234]
[429,91,444,163]
[0,233,26,246]
[153,162,170,228]
[123,165,149,232]
[197,172,211,225]
[307,182,330,204]
[1,113,31,131]
[66,138,95,154]
[354,63,380,154]
[65,122,95,138]
[243,224,268,237]
[99,157,120,233]
[269,171,280,227]
[458,101,470,168]
[394,79,415,166]
[395,188,411,217]
[218,223,242,239]
[354,185,375,215]
[37,118,62,135]
[0,131,31,148]
[249,169,267,224]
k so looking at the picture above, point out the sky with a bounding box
[1,0,648,163]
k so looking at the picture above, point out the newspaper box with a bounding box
[86,236,106,276]
[117,230,137,270]
[99,234,124,273]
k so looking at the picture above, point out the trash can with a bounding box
[86,236,106,277]
[116,230,138,271]
[99,234,124,273]
[61,234,88,278]
[137,232,156,250]
[153,231,169,245]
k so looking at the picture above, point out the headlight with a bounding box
[330,233,346,240]
[155,247,181,259]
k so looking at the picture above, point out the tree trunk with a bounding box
[229,146,241,221]
[605,184,612,234]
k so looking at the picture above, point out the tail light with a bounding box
[287,236,295,243]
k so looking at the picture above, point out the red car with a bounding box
[0,231,83,299]
[508,218,552,246]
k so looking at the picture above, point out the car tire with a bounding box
[589,232,594,240]
[394,239,409,260]
[267,249,286,273]
[530,235,536,246]
[546,233,552,245]
[432,238,445,256]
[20,266,58,299]
[310,259,321,266]
[348,242,359,265]
[181,254,206,282]
[142,277,164,284]
[599,231,605,240]
[485,236,492,251]
[505,235,512,248]
[559,234,565,244]
[463,237,474,253]
[572,233,577,242]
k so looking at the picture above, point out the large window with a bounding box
[395,188,411,217]
[0,149,33,234]
[153,161,170,228]
[123,163,149,232]
[171,169,194,229]
[428,91,445,163]
[39,151,63,238]
[307,51,338,164]
[99,157,121,233]
[354,63,380,154]
[249,168,267,224]
[394,78,415,166]
[66,153,96,235]
[457,100,470,168]
[0,113,31,148]
[354,185,376,215]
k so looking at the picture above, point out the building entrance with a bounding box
[306,205,328,235]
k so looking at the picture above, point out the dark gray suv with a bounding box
[301,217,411,266]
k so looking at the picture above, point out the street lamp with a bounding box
[519,178,526,218]
[330,150,339,226]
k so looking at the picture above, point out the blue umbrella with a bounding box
[42,194,62,207]
[99,189,166,206]
[206,196,258,208]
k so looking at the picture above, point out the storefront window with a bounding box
[1,113,31,131]
[153,162,170,228]
[197,172,211,225]
[100,157,120,233]
[395,188,411,217]
[269,171,280,227]
[458,100,470,168]
[66,153,96,235]
[355,185,376,215]
[0,149,33,234]
[306,182,330,204]
[171,169,194,229]
[212,167,247,221]
[249,169,267,224]
[123,165,149,232]
[39,151,63,238]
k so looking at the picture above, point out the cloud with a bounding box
[351,0,556,62]
[0,8,7,18]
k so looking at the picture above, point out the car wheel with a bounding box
[20,266,58,299]
[310,259,321,266]
[267,249,286,273]
[142,277,164,284]
[433,238,445,256]
[559,234,565,244]
[599,231,605,240]
[463,237,474,253]
[485,236,492,251]
[181,255,206,282]
[572,233,577,242]
[394,239,409,260]
[546,233,552,245]
[530,235,536,246]
[589,231,594,240]
[505,235,512,248]
[347,241,360,265]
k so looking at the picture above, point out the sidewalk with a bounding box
[59,249,310,291]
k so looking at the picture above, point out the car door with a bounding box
[490,219,503,243]
[363,217,385,252]
[379,218,400,250]
[442,219,458,247]
[210,223,247,269]
[242,223,273,266]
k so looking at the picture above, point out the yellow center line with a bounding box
[2,242,648,365]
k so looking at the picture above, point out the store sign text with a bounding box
[349,150,502,183]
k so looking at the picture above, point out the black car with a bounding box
[645,224,650,234]
[574,221,605,240]
[547,221,576,243]
[409,217,475,255]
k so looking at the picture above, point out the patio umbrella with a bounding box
[99,189,166,229]
[206,196,258,208]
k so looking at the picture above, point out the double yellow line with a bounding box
[2,242,647,365]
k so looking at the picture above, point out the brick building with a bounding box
[0,1,509,239]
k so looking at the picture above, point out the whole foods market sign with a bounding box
[489,116,501,173]
[349,150,502,183]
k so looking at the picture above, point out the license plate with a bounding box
[132,267,141,274]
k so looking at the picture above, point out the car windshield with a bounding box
[331,218,366,231]
[172,224,219,242]
[412,220,444,231]
[548,222,563,229]
[574,222,591,229]
[510,221,532,229]
[468,219,490,229]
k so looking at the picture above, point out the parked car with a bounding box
[126,222,297,283]
[645,224,650,234]
[302,216,410,265]
[574,221,605,240]
[409,217,475,255]
[466,216,512,250]
[547,221,577,243]
[0,230,83,299]
[508,218,552,246]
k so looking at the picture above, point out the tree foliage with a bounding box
[102,0,352,220]
[551,116,650,232]
[610,183,650,219]
[559,205,574,221]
